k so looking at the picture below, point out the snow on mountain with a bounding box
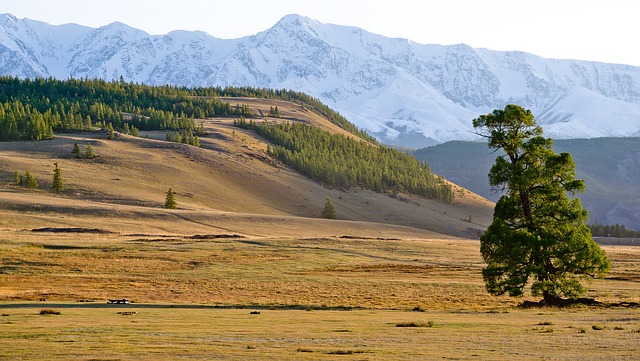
[2,13,640,147]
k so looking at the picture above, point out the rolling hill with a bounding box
[0,95,493,239]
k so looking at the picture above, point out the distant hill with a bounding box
[0,79,494,238]
[2,13,640,147]
[414,138,640,230]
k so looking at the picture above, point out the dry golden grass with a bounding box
[1,228,639,360]
[0,99,638,360]
[0,112,493,238]
[0,306,638,360]
[1,228,638,308]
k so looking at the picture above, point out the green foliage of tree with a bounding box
[166,129,200,147]
[321,197,336,219]
[0,99,54,140]
[235,119,453,202]
[165,188,177,209]
[85,143,95,159]
[51,162,64,193]
[23,170,39,188]
[72,143,81,158]
[106,123,115,140]
[14,170,21,185]
[83,115,93,131]
[472,104,610,305]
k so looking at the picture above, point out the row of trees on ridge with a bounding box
[0,76,372,142]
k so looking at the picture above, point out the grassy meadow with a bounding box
[2,305,639,360]
[1,228,639,360]
[0,97,638,359]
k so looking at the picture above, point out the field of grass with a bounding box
[1,99,638,359]
[2,305,639,360]
[1,227,639,360]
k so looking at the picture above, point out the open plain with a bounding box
[1,99,639,360]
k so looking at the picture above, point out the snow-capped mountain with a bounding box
[2,13,640,147]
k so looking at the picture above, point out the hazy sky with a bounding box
[4,0,639,66]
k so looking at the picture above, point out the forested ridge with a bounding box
[589,223,640,238]
[0,76,373,141]
[236,119,454,202]
[1,76,450,201]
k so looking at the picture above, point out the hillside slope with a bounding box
[0,98,493,238]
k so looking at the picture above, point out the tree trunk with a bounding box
[543,291,559,306]
[520,190,533,227]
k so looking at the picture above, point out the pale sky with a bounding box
[3,0,639,66]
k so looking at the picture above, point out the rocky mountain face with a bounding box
[2,13,640,147]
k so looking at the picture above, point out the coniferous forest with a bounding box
[589,223,640,238]
[0,76,372,142]
[235,119,454,202]
[0,76,452,202]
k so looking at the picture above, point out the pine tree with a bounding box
[85,143,95,159]
[51,162,64,193]
[72,143,81,158]
[106,123,115,140]
[269,106,281,117]
[14,170,21,185]
[165,188,177,209]
[23,170,39,188]
[83,115,92,130]
[473,104,610,305]
[321,197,336,219]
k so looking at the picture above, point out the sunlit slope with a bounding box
[0,99,493,237]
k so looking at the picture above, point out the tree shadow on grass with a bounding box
[519,298,640,308]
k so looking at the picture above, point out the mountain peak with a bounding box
[0,13,19,29]
[97,21,149,37]
[273,14,324,35]
[0,13,17,23]
[277,14,313,25]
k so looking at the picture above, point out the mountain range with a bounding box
[1,13,640,147]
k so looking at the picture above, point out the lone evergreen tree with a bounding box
[321,197,336,219]
[14,170,21,185]
[106,123,115,140]
[72,143,81,158]
[473,104,610,305]
[165,188,177,209]
[51,162,64,193]
[85,143,95,159]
